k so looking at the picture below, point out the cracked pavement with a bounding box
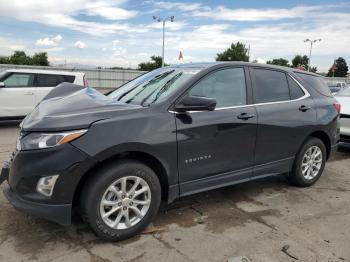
[0,122,349,262]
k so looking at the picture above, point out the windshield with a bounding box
[336,87,350,97]
[108,68,200,105]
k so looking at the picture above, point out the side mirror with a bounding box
[174,96,217,112]
[0,82,4,87]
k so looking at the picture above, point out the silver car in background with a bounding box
[335,87,350,143]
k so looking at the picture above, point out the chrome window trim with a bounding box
[169,73,310,114]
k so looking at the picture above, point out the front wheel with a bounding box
[81,160,161,241]
[289,137,326,187]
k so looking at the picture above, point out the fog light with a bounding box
[36,175,59,197]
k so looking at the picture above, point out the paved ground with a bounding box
[0,122,350,262]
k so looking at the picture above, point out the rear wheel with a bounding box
[81,160,161,241]
[289,137,326,187]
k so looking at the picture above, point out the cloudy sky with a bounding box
[0,0,349,72]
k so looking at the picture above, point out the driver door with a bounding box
[175,67,257,195]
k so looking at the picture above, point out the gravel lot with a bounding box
[0,122,350,262]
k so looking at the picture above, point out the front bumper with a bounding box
[1,143,97,225]
[3,185,71,225]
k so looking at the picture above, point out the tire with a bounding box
[81,160,161,241]
[289,137,326,187]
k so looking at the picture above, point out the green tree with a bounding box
[0,51,50,66]
[291,55,317,72]
[9,51,31,65]
[216,42,249,62]
[0,56,9,64]
[266,58,290,67]
[31,52,49,66]
[138,56,167,71]
[327,57,348,77]
[292,55,309,69]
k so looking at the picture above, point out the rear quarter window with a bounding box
[295,73,332,97]
[63,75,75,83]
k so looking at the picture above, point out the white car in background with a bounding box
[0,69,87,119]
[329,82,348,95]
[335,87,350,143]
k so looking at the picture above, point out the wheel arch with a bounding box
[72,149,172,207]
[305,130,331,159]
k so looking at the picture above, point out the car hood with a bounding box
[335,96,350,115]
[21,87,143,131]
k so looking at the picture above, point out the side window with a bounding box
[63,75,75,83]
[36,74,63,87]
[252,68,290,103]
[189,68,246,108]
[287,75,305,100]
[3,73,34,87]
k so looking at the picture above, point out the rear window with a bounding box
[295,73,332,97]
[36,74,74,87]
[64,75,75,83]
[36,74,63,87]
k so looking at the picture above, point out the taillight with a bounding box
[83,76,89,87]
[333,102,341,114]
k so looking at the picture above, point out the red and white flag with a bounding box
[178,51,184,63]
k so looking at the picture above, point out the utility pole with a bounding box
[153,15,175,67]
[304,38,321,72]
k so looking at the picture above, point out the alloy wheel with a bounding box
[301,145,323,180]
[99,176,151,230]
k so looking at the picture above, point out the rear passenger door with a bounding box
[250,67,316,178]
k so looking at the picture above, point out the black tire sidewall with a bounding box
[292,137,326,187]
[81,160,161,241]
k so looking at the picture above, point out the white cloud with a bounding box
[74,41,87,49]
[113,40,121,46]
[113,47,127,57]
[152,1,204,12]
[85,4,137,20]
[191,5,323,21]
[148,21,187,31]
[0,37,26,54]
[35,34,62,46]
[0,0,143,36]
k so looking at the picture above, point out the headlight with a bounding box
[18,129,87,151]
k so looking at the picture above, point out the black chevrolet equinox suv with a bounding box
[1,62,340,241]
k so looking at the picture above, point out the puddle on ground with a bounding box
[154,180,284,233]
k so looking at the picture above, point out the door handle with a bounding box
[299,105,311,112]
[24,92,34,95]
[237,113,255,120]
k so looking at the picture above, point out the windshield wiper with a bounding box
[141,73,182,106]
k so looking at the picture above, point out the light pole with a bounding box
[304,38,321,72]
[153,15,174,67]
